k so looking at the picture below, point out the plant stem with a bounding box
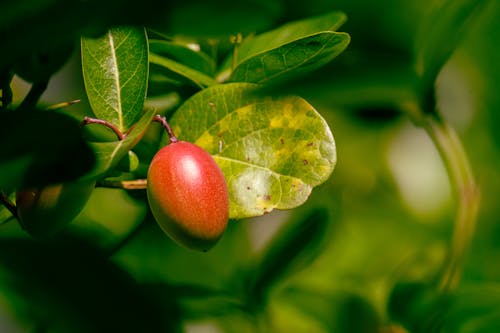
[0,191,18,221]
[81,116,125,140]
[97,179,147,190]
[230,33,242,71]
[426,117,479,292]
[401,100,480,293]
[46,99,81,111]
[152,114,178,143]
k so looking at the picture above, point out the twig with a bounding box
[81,116,126,141]
[97,179,147,190]
[46,99,81,111]
[0,191,18,221]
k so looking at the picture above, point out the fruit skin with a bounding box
[16,181,95,238]
[147,141,229,251]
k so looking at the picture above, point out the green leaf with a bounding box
[221,11,350,84]
[415,0,490,85]
[149,53,217,89]
[148,39,217,90]
[169,83,336,218]
[81,26,149,132]
[0,110,95,190]
[149,39,215,75]
[83,108,156,180]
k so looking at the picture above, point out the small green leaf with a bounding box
[0,110,95,190]
[149,53,217,89]
[81,26,149,132]
[84,108,156,181]
[221,11,350,84]
[149,39,215,75]
[170,83,336,218]
[116,150,140,173]
[148,39,217,90]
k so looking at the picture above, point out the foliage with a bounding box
[1,0,500,332]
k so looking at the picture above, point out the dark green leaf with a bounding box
[0,238,178,332]
[81,26,149,132]
[250,208,330,305]
[388,281,449,333]
[280,287,380,333]
[0,111,95,190]
[220,11,350,84]
[164,0,280,38]
[169,83,336,218]
[83,107,156,180]
[414,0,490,85]
[443,284,500,333]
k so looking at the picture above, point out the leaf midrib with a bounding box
[107,31,123,131]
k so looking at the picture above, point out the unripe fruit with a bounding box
[16,181,95,238]
[147,141,229,251]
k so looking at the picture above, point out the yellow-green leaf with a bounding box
[169,83,336,218]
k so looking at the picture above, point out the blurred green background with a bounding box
[1,0,500,332]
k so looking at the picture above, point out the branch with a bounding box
[81,116,126,141]
[401,100,480,293]
[46,99,81,111]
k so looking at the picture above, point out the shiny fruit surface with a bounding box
[16,181,95,238]
[147,141,229,251]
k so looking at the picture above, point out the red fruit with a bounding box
[147,141,229,251]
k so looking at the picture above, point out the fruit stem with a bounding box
[0,191,18,221]
[81,116,126,141]
[153,114,178,143]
